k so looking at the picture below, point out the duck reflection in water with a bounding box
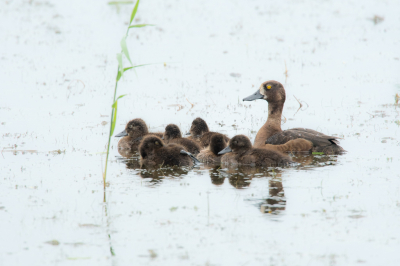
[259,178,286,215]
[117,154,190,185]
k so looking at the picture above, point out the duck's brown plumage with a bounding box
[139,135,194,167]
[220,135,292,166]
[243,80,344,154]
[187,117,230,148]
[197,133,227,163]
[116,118,163,154]
[164,124,201,155]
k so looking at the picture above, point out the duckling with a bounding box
[187,117,230,148]
[139,135,199,167]
[197,134,227,163]
[115,118,163,153]
[219,135,292,166]
[163,124,201,155]
[243,80,345,154]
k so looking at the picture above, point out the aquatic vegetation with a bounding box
[103,0,153,188]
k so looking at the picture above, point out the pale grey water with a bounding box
[1,0,400,265]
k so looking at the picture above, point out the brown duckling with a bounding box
[243,80,345,154]
[164,124,201,155]
[219,135,292,166]
[115,118,163,153]
[139,135,199,167]
[186,117,230,148]
[197,134,228,163]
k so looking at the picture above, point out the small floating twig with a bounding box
[293,95,309,116]
[186,98,194,108]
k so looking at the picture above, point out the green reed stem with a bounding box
[103,0,144,189]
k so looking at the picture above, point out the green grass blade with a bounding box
[129,24,154,28]
[116,53,123,81]
[110,94,127,136]
[120,37,133,66]
[312,152,324,155]
[123,63,157,73]
[108,1,133,4]
[129,0,140,25]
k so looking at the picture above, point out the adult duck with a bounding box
[243,80,344,154]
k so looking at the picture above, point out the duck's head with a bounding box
[243,80,286,104]
[115,118,149,139]
[209,134,227,156]
[188,117,209,137]
[164,124,182,141]
[218,135,252,155]
[139,135,164,158]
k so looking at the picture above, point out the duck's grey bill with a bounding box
[218,146,232,155]
[115,129,128,137]
[243,90,264,101]
[185,132,191,136]
[180,150,201,164]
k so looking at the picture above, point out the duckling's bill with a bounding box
[243,90,264,101]
[218,146,232,155]
[115,129,128,137]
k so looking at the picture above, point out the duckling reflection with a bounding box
[116,152,191,184]
[138,166,190,182]
[207,165,226,185]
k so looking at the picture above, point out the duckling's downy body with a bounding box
[197,133,228,163]
[187,117,230,148]
[164,124,201,155]
[219,135,292,166]
[139,135,197,167]
[243,80,344,154]
[115,118,163,154]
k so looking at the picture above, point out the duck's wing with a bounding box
[265,128,341,147]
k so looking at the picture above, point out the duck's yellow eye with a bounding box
[266,85,272,89]
[155,141,160,145]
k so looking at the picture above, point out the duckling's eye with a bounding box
[266,85,272,89]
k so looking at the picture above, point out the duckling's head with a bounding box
[139,135,164,158]
[164,124,182,141]
[124,118,149,138]
[210,134,227,156]
[243,80,286,104]
[189,117,209,137]
[218,135,252,154]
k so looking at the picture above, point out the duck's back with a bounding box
[266,128,344,154]
[168,138,201,155]
[197,149,220,163]
[249,148,292,166]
